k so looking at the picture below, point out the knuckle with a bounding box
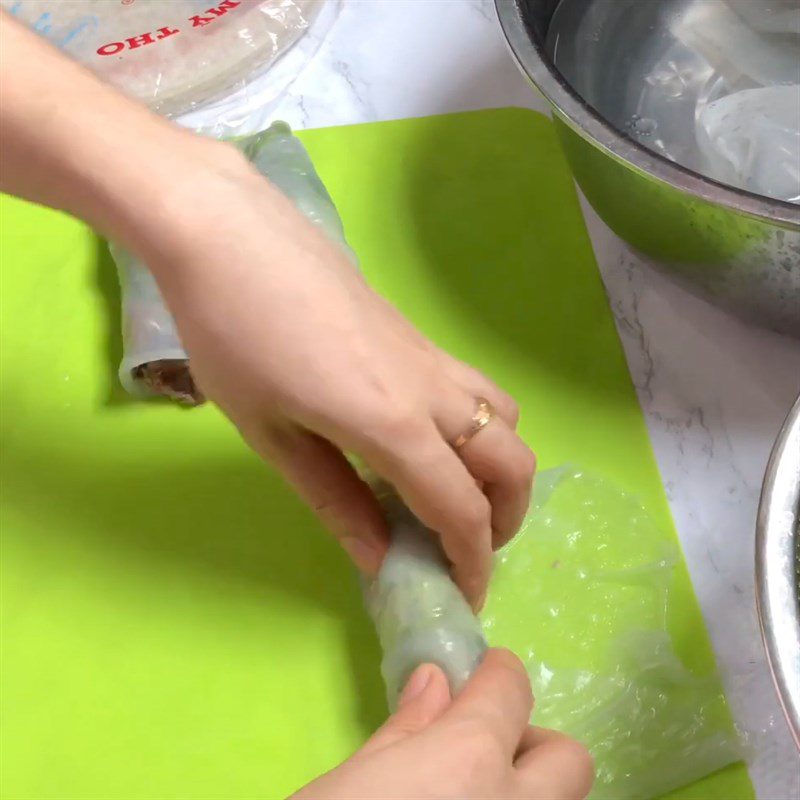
[508,447,537,489]
[486,649,534,702]
[358,406,427,454]
[520,448,538,485]
[458,726,505,772]
[386,715,427,740]
[511,667,534,708]
[500,394,520,426]
[537,731,594,789]
[491,646,528,673]
[458,494,492,535]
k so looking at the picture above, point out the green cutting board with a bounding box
[0,109,752,800]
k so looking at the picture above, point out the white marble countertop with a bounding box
[270,2,800,797]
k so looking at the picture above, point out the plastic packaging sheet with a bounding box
[483,467,742,800]
[364,466,743,798]
[1,0,338,118]
[111,121,350,401]
[177,1,341,136]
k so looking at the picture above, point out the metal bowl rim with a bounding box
[495,0,800,229]
[756,395,800,749]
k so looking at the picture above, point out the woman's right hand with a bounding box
[292,649,594,800]
[1,14,536,609]
[145,145,536,609]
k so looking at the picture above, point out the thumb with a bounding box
[359,664,452,755]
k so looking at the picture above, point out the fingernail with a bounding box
[340,537,381,575]
[398,664,433,707]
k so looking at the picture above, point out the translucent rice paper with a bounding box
[1,0,336,118]
[112,242,193,400]
[177,1,341,136]
[484,467,742,800]
[366,468,741,796]
[112,121,351,400]
[364,492,487,710]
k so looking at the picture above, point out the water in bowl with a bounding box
[546,0,800,203]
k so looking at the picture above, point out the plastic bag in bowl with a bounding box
[696,85,800,203]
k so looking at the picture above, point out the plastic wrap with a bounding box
[669,0,800,203]
[177,1,341,137]
[2,0,336,118]
[364,467,741,795]
[726,0,800,37]
[364,492,487,710]
[672,0,799,89]
[111,121,352,401]
[484,467,742,800]
[696,86,800,203]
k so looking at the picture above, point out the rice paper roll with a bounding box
[364,491,488,710]
[112,243,202,404]
[111,121,353,402]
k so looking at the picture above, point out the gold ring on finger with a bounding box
[452,397,495,450]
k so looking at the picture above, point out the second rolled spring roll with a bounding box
[112,243,202,405]
[111,121,354,402]
[112,126,487,706]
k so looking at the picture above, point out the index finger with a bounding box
[357,422,494,609]
[438,648,533,755]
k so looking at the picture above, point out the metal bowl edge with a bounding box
[756,396,800,748]
[494,0,800,230]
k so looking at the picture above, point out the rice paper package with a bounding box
[1,0,335,117]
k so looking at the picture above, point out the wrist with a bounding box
[119,136,262,285]
[61,118,246,251]
[0,16,252,265]
[88,132,252,260]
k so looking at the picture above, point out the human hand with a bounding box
[291,649,593,800]
[142,144,535,609]
[0,16,535,608]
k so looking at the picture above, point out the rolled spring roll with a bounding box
[239,122,355,260]
[112,243,202,405]
[364,491,488,710]
[111,121,353,402]
[114,125,485,703]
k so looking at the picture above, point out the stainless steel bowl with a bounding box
[496,0,800,337]
[757,397,800,748]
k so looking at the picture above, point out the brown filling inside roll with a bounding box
[132,360,205,406]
